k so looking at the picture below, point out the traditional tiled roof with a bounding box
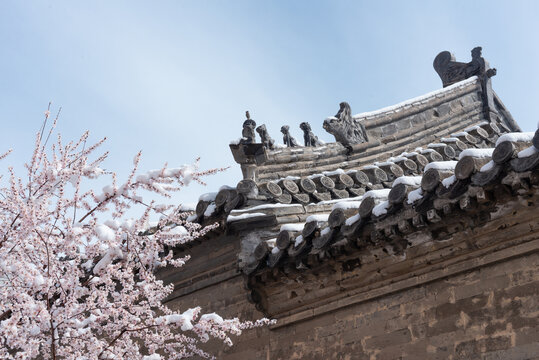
[233,127,538,317]
[177,62,536,315]
[240,127,538,274]
[229,76,519,183]
[193,119,502,227]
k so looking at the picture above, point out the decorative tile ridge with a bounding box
[352,76,480,121]
[242,128,539,280]
[227,121,505,212]
[184,122,516,245]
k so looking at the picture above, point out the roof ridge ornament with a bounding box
[323,102,369,147]
[280,125,299,147]
[433,46,496,88]
[240,110,257,144]
[300,122,323,147]
[434,47,498,122]
[256,124,275,150]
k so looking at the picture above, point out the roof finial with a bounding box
[323,102,368,147]
[240,111,256,144]
[433,46,496,88]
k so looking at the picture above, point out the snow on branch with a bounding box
[0,110,273,360]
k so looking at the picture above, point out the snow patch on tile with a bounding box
[517,146,539,158]
[424,161,458,172]
[480,160,495,172]
[199,192,218,202]
[372,201,389,216]
[393,176,422,187]
[458,148,494,160]
[363,189,391,199]
[230,203,300,214]
[345,214,361,226]
[407,188,424,204]
[495,132,535,146]
[306,214,330,223]
[442,175,456,188]
[280,223,306,232]
[227,213,267,223]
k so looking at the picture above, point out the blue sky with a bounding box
[1,1,538,205]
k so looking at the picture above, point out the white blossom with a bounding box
[0,116,273,359]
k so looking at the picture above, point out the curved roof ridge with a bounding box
[353,76,479,120]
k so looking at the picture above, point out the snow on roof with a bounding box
[427,143,447,148]
[306,214,330,223]
[363,189,391,199]
[179,203,196,211]
[393,176,422,187]
[480,160,495,172]
[345,213,361,226]
[332,200,362,210]
[464,122,489,132]
[266,238,277,248]
[229,203,301,214]
[518,146,538,158]
[353,76,478,119]
[226,213,268,223]
[320,227,331,236]
[458,148,494,160]
[440,137,459,143]
[322,169,346,176]
[495,132,535,146]
[407,188,424,204]
[319,196,363,205]
[199,192,218,202]
[283,175,301,181]
[203,203,216,217]
[372,201,390,216]
[401,151,419,157]
[388,156,408,163]
[424,161,458,172]
[442,175,457,188]
[280,223,306,232]
[294,235,304,247]
[374,161,395,167]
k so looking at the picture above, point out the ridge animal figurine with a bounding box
[240,111,256,144]
[433,46,496,87]
[256,124,275,150]
[323,102,368,146]
[300,122,323,147]
[280,125,299,147]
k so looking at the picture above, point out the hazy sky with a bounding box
[1,1,538,206]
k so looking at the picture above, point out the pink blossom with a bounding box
[0,115,273,359]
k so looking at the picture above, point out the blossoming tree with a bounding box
[0,109,271,359]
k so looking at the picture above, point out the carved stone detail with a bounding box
[299,122,322,147]
[323,102,368,146]
[240,111,256,144]
[433,47,498,121]
[256,124,275,150]
[433,47,496,88]
[280,125,299,147]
